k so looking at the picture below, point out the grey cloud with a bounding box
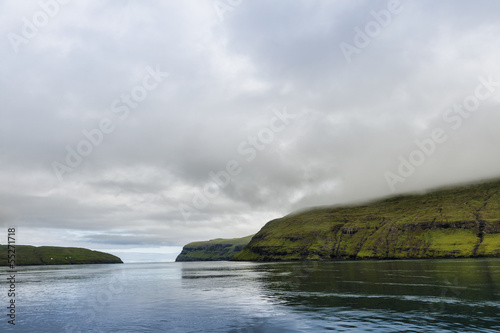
[1,0,500,258]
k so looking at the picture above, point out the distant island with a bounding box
[0,245,123,266]
[179,179,500,262]
[176,235,253,261]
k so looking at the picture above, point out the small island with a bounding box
[0,245,123,266]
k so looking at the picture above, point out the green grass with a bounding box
[233,179,500,261]
[0,245,123,266]
[175,235,254,261]
[477,234,500,256]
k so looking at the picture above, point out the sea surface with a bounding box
[1,258,499,332]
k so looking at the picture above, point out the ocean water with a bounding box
[1,258,499,332]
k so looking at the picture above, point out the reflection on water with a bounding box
[244,259,500,332]
[1,259,499,332]
[179,259,500,332]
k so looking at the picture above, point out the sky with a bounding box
[1,0,500,262]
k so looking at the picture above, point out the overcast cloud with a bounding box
[1,0,500,262]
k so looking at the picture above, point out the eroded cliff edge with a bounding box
[176,235,253,261]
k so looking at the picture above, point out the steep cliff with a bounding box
[176,235,254,261]
[233,180,500,261]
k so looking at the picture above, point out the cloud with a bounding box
[1,0,500,261]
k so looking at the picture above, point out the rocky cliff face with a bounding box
[233,180,500,261]
[175,235,253,261]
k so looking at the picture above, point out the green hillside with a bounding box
[176,235,254,261]
[233,179,500,261]
[0,245,123,266]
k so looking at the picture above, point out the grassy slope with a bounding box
[233,180,500,261]
[0,245,123,266]
[175,235,254,261]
